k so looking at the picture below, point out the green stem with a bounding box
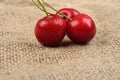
[32,0,43,11]
[32,0,52,14]
[37,0,49,18]
[41,0,72,20]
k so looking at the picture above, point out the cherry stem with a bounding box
[32,0,52,14]
[37,0,49,18]
[41,0,72,20]
[32,0,43,11]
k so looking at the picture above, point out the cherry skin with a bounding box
[35,14,67,46]
[67,14,96,44]
[56,8,80,21]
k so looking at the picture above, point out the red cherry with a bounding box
[35,14,67,46]
[56,8,80,20]
[67,14,96,44]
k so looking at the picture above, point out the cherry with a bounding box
[35,14,67,46]
[32,0,97,46]
[67,14,96,44]
[56,8,80,20]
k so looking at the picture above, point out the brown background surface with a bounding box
[0,0,120,80]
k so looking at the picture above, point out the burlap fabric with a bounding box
[0,0,120,80]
